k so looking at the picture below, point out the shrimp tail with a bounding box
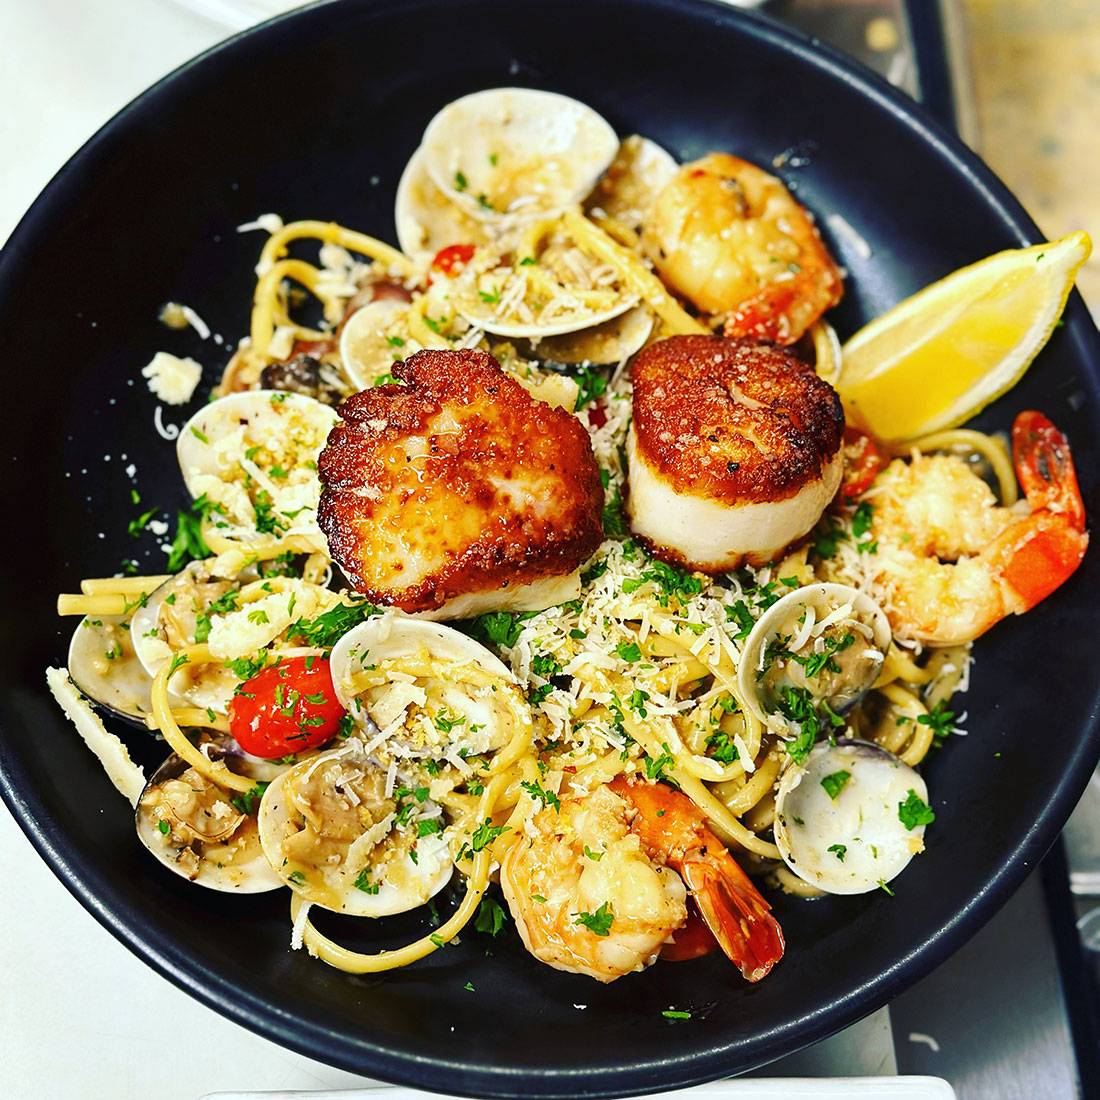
[990,410,1090,613]
[1013,410,1086,527]
[681,848,785,982]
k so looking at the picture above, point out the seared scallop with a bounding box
[627,336,843,571]
[318,348,604,617]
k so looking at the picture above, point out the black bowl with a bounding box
[2,1,1099,1095]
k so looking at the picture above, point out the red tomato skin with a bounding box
[228,657,346,758]
[840,425,885,501]
[431,243,476,277]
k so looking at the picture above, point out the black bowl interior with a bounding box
[2,1,1099,1096]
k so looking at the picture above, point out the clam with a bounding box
[738,582,891,724]
[517,305,652,370]
[257,740,452,915]
[129,564,241,713]
[135,737,283,892]
[419,88,618,221]
[394,145,491,257]
[329,615,522,760]
[68,613,182,726]
[338,298,417,391]
[584,134,678,229]
[177,390,338,544]
[774,739,931,894]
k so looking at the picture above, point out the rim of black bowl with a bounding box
[2,0,1099,1095]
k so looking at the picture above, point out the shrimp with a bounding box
[867,410,1088,644]
[499,785,688,983]
[609,776,785,983]
[642,153,842,344]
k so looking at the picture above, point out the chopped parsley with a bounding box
[572,366,608,411]
[820,770,852,800]
[644,743,676,782]
[583,845,603,862]
[166,494,221,571]
[793,632,855,677]
[573,901,614,937]
[287,870,307,886]
[469,818,510,853]
[827,843,847,862]
[473,895,508,937]
[230,781,269,816]
[434,711,466,734]
[662,1010,692,1020]
[470,610,538,648]
[776,686,844,764]
[453,170,468,191]
[602,487,628,538]
[353,868,380,894]
[725,599,756,640]
[615,641,642,663]
[621,559,703,607]
[918,701,958,747]
[520,779,561,812]
[898,789,936,830]
[290,599,380,647]
[531,653,562,680]
[706,730,739,765]
[812,516,848,560]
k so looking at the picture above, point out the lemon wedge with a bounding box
[837,231,1091,442]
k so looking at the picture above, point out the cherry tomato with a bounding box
[660,903,719,962]
[840,425,885,501]
[228,656,346,759]
[586,401,609,429]
[431,243,476,277]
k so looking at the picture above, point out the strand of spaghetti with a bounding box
[672,766,781,860]
[615,704,778,858]
[901,428,1018,506]
[144,707,231,734]
[406,295,452,347]
[291,770,510,974]
[150,644,255,793]
[809,319,841,385]
[251,258,339,357]
[874,644,933,688]
[878,683,935,766]
[80,575,171,596]
[714,749,782,817]
[58,592,151,616]
[258,220,413,278]
[561,209,705,335]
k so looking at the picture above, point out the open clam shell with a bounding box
[257,740,452,916]
[394,145,491,257]
[738,582,891,724]
[420,88,618,221]
[135,738,283,893]
[129,564,243,714]
[68,613,183,726]
[517,305,653,370]
[774,739,931,894]
[330,615,520,759]
[177,390,338,544]
[338,298,416,391]
[585,134,678,228]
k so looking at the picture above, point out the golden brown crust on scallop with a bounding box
[630,335,843,504]
[318,349,604,612]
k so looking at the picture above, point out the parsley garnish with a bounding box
[573,901,614,937]
[353,868,380,894]
[820,770,852,800]
[898,789,935,830]
[230,781,269,816]
[662,1010,692,1020]
[473,895,508,936]
[469,818,510,853]
[290,599,380,647]
[644,743,676,782]
[520,779,561,812]
[827,843,847,861]
[615,641,642,663]
[470,610,537,648]
[572,366,608,411]
[918,701,958,747]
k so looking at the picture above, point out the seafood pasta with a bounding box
[53,88,1089,985]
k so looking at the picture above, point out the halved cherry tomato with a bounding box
[660,903,719,962]
[228,656,346,759]
[840,425,885,501]
[586,400,609,429]
[431,243,476,277]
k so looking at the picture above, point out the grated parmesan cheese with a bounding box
[142,351,202,405]
[45,667,146,806]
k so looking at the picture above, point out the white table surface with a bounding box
[0,2,904,1097]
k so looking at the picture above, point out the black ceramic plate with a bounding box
[2,1,1099,1096]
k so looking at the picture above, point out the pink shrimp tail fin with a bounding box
[682,849,785,983]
